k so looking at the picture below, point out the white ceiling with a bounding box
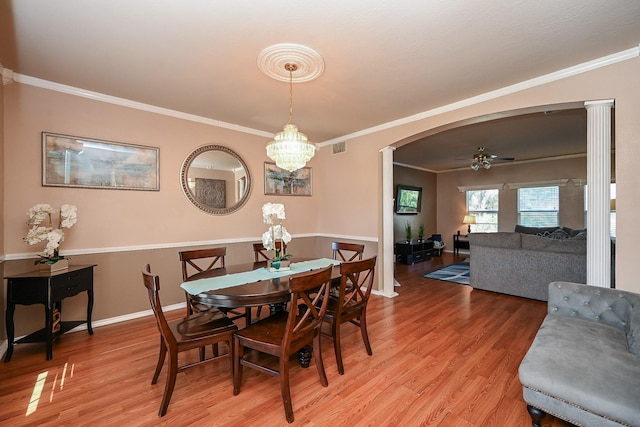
[1,1,639,170]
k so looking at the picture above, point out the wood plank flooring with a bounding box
[0,253,573,426]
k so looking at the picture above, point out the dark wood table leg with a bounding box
[87,289,94,335]
[45,304,53,360]
[298,347,312,368]
[4,302,15,362]
[269,302,287,315]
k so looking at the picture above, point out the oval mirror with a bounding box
[180,145,251,215]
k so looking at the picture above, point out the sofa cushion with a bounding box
[562,227,587,238]
[521,233,586,254]
[519,315,640,426]
[467,232,521,249]
[547,228,570,239]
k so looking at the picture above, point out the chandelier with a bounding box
[266,63,316,172]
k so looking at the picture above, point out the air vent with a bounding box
[332,141,346,155]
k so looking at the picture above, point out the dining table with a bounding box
[180,257,342,367]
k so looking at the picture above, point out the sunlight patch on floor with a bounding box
[26,371,48,416]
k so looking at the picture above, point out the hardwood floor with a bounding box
[0,253,573,426]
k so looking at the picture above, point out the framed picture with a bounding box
[264,162,312,196]
[42,132,160,191]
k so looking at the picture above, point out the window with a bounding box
[466,189,498,232]
[518,186,559,227]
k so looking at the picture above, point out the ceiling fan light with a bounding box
[482,160,491,169]
[470,162,480,171]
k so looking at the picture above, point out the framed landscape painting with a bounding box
[264,162,312,196]
[42,132,160,191]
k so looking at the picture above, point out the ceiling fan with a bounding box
[470,146,514,170]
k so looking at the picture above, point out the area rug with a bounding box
[423,259,470,285]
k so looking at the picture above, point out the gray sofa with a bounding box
[519,282,640,427]
[467,231,586,301]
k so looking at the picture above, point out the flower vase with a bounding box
[268,258,291,272]
[39,258,69,273]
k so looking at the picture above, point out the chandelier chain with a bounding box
[286,63,297,125]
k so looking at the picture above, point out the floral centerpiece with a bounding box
[23,203,78,266]
[261,202,292,270]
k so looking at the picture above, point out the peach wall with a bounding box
[1,82,378,338]
[314,57,638,293]
[2,54,639,340]
[3,83,322,253]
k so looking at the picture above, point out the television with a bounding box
[395,185,422,214]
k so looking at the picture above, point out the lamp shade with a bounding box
[463,215,476,224]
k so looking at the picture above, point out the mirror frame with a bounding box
[180,144,251,215]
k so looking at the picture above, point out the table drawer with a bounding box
[51,268,93,300]
[8,279,49,305]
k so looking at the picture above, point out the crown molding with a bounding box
[12,74,274,138]
[317,45,640,147]
[10,45,638,147]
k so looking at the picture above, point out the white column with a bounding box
[585,99,614,287]
[379,146,398,298]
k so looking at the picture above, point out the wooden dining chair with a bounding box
[142,264,237,417]
[180,247,251,325]
[322,256,377,375]
[232,266,333,424]
[332,241,365,262]
[252,241,287,261]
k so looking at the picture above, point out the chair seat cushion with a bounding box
[173,309,237,339]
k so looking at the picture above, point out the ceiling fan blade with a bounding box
[490,156,515,161]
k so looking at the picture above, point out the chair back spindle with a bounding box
[332,241,365,262]
[180,247,226,281]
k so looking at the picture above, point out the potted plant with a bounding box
[418,224,425,242]
[405,221,413,243]
[262,202,293,271]
[23,203,78,271]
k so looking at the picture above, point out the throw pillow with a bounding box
[548,229,569,240]
[515,225,562,235]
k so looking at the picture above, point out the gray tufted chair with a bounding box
[519,281,640,427]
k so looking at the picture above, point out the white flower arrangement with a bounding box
[23,203,78,264]
[261,202,292,261]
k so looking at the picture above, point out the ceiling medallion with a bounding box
[257,43,325,83]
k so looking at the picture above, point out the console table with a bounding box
[453,234,470,255]
[396,240,433,265]
[4,264,96,362]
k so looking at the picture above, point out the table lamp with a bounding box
[463,214,476,234]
